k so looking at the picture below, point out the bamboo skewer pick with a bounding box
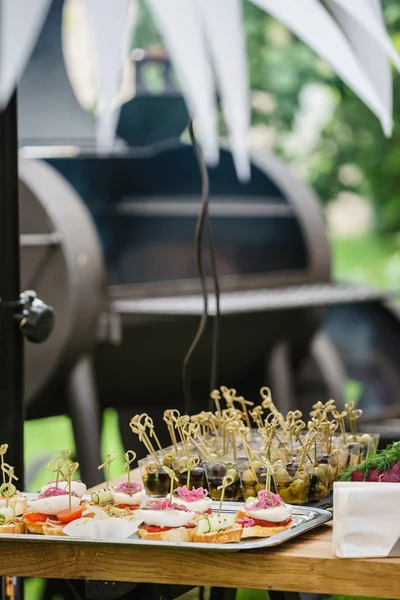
[162,466,178,503]
[64,461,79,512]
[0,445,8,485]
[180,456,200,489]
[1,464,17,508]
[144,415,163,452]
[98,451,117,488]
[210,390,222,415]
[163,410,178,450]
[123,451,136,487]
[217,474,235,517]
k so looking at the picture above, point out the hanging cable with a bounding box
[182,119,221,413]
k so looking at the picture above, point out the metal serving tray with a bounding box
[0,500,331,552]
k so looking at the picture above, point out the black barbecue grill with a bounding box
[16,0,400,485]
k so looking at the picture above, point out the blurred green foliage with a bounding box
[133,0,400,233]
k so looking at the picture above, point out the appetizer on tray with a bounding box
[191,474,243,543]
[89,451,147,518]
[136,497,196,542]
[23,452,83,536]
[236,489,293,538]
[0,447,27,534]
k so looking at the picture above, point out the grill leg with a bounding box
[67,355,102,487]
[267,341,295,414]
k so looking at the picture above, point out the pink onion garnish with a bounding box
[244,490,282,511]
[114,482,143,495]
[175,486,208,502]
[147,498,190,512]
[38,487,78,499]
[237,517,255,528]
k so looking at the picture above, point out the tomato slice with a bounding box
[251,517,292,528]
[145,525,172,533]
[116,504,139,510]
[23,513,49,523]
[57,506,83,524]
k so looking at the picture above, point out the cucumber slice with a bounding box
[91,488,113,504]
[0,506,15,525]
[207,514,236,532]
[196,518,211,535]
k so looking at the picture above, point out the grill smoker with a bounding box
[18,0,400,486]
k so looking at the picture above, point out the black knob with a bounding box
[18,296,54,343]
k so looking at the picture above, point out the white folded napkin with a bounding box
[333,481,400,557]
[63,514,142,540]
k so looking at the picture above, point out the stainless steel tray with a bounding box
[0,500,331,552]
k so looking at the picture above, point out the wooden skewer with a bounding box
[123,451,136,487]
[0,445,8,485]
[98,451,117,488]
[180,457,200,489]
[1,464,17,508]
[162,466,179,503]
[217,474,235,517]
[64,461,79,511]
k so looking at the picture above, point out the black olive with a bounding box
[286,462,299,477]
[212,463,227,478]
[347,442,358,450]
[319,454,333,464]
[309,473,319,494]
[191,467,205,487]
[179,473,187,486]
[225,483,236,499]
[191,466,205,480]
[158,470,169,484]
[210,477,223,489]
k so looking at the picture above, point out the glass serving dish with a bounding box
[203,459,243,501]
[139,453,172,497]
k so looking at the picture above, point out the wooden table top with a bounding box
[1,469,400,597]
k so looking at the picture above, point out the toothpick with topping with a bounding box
[217,474,235,517]
[162,465,179,503]
[122,450,136,487]
[98,451,117,488]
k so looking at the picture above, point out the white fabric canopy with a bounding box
[0,0,399,179]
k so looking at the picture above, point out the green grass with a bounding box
[331,232,400,290]
[25,408,124,492]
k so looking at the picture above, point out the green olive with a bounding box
[275,469,291,485]
[226,468,238,481]
[146,463,158,475]
[241,469,257,484]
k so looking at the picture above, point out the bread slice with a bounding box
[137,526,193,542]
[236,509,293,538]
[240,522,292,538]
[23,519,45,535]
[0,521,26,534]
[191,522,243,544]
[42,524,65,536]
[23,519,65,536]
